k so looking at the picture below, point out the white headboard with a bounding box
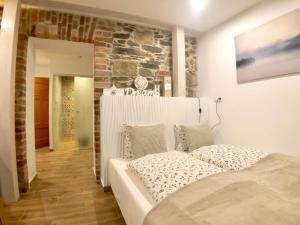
[100,96,208,187]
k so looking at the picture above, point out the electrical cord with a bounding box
[212,99,222,130]
[198,97,202,122]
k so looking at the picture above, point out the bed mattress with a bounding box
[109,158,155,225]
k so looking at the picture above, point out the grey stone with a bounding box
[190,39,197,45]
[139,68,153,77]
[154,34,163,39]
[134,30,153,45]
[142,45,162,53]
[140,62,159,69]
[160,40,171,46]
[112,47,146,56]
[123,27,134,33]
[117,40,126,44]
[127,40,139,47]
[113,33,130,39]
[111,77,134,88]
[113,61,137,77]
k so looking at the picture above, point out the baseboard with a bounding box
[28,172,37,186]
[100,178,112,192]
[103,186,112,192]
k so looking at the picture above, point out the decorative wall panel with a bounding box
[61,77,75,138]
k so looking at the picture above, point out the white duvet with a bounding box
[127,151,225,203]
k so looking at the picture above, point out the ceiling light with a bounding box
[190,0,207,12]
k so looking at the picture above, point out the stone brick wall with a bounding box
[14,7,178,192]
[185,36,198,97]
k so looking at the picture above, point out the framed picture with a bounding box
[235,9,300,83]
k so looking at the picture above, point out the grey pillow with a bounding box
[127,124,168,159]
[180,123,213,151]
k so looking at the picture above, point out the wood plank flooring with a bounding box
[2,142,126,225]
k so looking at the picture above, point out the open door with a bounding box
[34,77,49,148]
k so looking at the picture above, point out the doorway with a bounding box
[26,37,94,185]
[53,75,94,150]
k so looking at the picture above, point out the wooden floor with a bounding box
[2,142,126,225]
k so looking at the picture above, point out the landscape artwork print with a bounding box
[235,9,300,83]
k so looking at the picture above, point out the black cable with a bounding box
[198,97,202,123]
[212,100,221,130]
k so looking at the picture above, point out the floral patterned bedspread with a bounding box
[190,144,267,171]
[127,151,225,203]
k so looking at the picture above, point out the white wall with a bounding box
[35,64,51,77]
[53,76,62,148]
[35,54,94,77]
[26,38,37,184]
[197,0,300,156]
[172,26,186,96]
[0,0,21,202]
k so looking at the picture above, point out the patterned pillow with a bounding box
[121,125,134,160]
[128,151,225,202]
[190,144,267,171]
[174,125,188,151]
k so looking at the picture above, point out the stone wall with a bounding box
[14,7,178,192]
[185,36,198,97]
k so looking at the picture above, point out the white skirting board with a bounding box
[100,96,208,187]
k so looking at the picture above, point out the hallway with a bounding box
[3,143,126,225]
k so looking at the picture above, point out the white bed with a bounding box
[102,96,209,225]
[109,158,155,225]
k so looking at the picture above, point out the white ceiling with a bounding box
[24,0,264,34]
[31,38,94,76]
[32,37,94,58]
[33,38,93,66]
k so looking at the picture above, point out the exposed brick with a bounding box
[95,58,109,65]
[94,46,112,54]
[94,52,106,58]
[95,37,113,44]
[14,7,196,193]
[95,64,107,70]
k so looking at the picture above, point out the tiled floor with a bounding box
[3,142,126,225]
